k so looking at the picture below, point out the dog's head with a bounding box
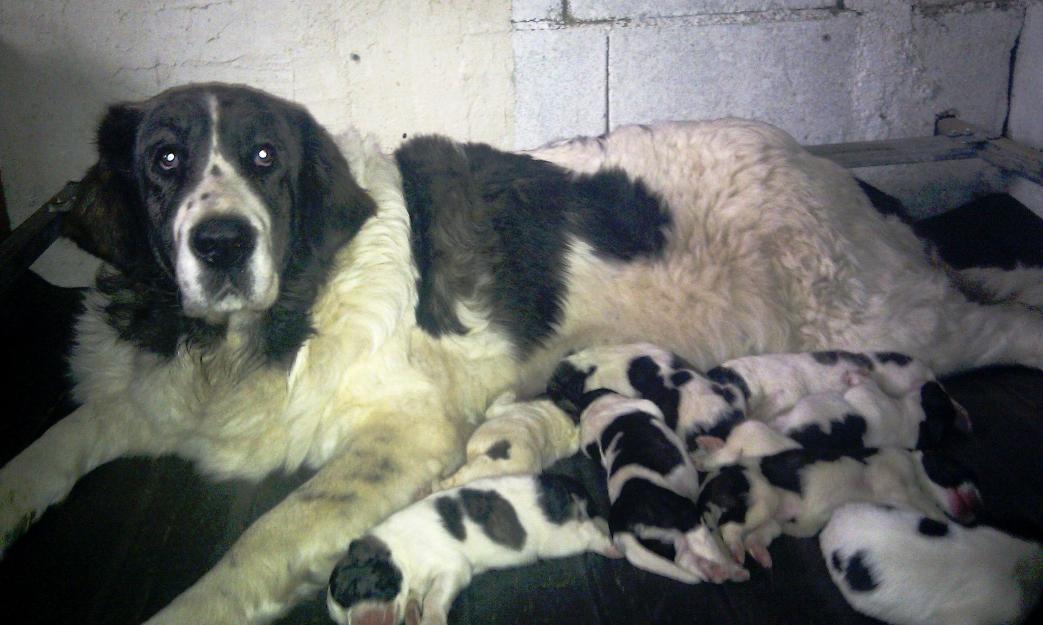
[65,84,376,350]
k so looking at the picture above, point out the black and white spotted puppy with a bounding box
[696,380,970,471]
[549,343,746,451]
[692,447,982,569]
[821,503,1043,625]
[578,389,749,584]
[326,474,618,625]
[768,379,971,451]
[706,350,937,421]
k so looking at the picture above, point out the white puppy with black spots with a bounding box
[578,389,749,584]
[692,447,982,569]
[550,343,746,453]
[699,379,971,470]
[706,350,936,421]
[326,473,618,625]
[821,503,1043,625]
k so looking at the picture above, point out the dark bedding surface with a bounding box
[1,193,1041,625]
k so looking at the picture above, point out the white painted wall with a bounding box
[1,0,1039,285]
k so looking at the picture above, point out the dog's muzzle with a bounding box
[191,216,256,271]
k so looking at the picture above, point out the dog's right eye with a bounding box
[156,149,181,171]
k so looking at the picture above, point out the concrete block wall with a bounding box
[512,0,1027,149]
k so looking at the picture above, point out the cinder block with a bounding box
[608,15,862,144]
[914,7,1022,136]
[513,27,608,149]
[1009,2,1043,149]
[513,0,563,22]
[569,0,825,21]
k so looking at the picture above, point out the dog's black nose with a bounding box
[191,217,256,269]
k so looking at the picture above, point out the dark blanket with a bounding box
[1,193,1041,625]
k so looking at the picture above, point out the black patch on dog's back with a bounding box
[761,448,875,494]
[917,517,950,537]
[536,473,591,524]
[486,440,512,460]
[627,356,681,430]
[395,136,670,355]
[600,411,685,477]
[812,350,871,368]
[435,496,466,541]
[706,366,751,402]
[329,535,402,608]
[788,414,869,450]
[608,479,699,537]
[547,360,595,418]
[842,550,879,592]
[459,488,527,550]
[874,351,913,366]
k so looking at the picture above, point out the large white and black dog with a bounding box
[2,83,1042,624]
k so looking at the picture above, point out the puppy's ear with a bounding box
[62,104,148,271]
[294,110,377,256]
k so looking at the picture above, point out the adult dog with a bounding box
[1,83,1040,624]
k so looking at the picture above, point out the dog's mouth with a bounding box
[178,262,279,321]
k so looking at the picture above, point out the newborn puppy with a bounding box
[770,380,971,451]
[706,350,937,421]
[696,381,970,469]
[327,474,618,625]
[549,343,745,451]
[580,390,748,584]
[821,503,1043,625]
[439,392,578,490]
[692,447,981,569]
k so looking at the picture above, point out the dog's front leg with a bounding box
[143,418,461,625]
[0,404,146,554]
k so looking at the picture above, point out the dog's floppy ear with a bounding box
[62,103,149,271]
[294,110,377,256]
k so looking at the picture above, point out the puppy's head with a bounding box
[65,83,375,324]
[692,464,754,563]
[327,535,408,625]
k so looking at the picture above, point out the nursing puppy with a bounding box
[693,447,981,568]
[439,393,578,490]
[579,390,748,583]
[707,350,937,421]
[821,503,1043,625]
[327,474,618,625]
[769,379,970,451]
[550,343,746,451]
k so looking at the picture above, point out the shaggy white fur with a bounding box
[2,117,1041,625]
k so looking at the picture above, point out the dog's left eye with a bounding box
[253,145,275,168]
